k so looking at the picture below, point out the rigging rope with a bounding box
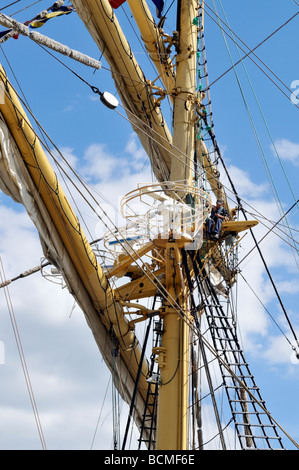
[187,249,296,449]
[0,12,101,69]
[0,0,23,11]
[203,110,299,351]
[203,1,299,350]
[204,2,299,110]
[90,374,112,449]
[192,2,299,356]
[3,4,298,361]
[112,345,121,449]
[239,272,296,352]
[2,0,297,258]
[0,256,47,450]
[237,200,299,270]
[214,0,299,269]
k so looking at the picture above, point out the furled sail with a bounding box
[0,66,152,435]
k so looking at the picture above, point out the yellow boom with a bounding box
[0,64,152,432]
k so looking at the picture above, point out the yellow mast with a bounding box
[126,0,176,96]
[170,0,198,185]
[153,0,199,449]
[154,241,190,449]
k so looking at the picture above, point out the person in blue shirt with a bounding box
[206,199,229,239]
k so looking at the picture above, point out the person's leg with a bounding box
[213,218,222,235]
[207,218,214,234]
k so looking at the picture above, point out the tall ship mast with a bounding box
[0,0,298,450]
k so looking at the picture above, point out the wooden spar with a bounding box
[0,65,152,430]
[72,0,230,207]
[126,0,176,95]
[197,139,232,214]
[0,13,102,70]
[72,0,173,183]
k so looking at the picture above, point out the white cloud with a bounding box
[125,132,148,166]
[75,136,150,185]
[82,143,118,181]
[223,164,268,200]
[57,146,79,170]
[272,139,299,166]
[262,334,298,367]
[276,279,299,295]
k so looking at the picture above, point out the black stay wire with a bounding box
[204,2,299,109]
[0,0,23,11]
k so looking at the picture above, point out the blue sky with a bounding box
[0,0,298,450]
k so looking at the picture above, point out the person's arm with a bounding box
[215,208,229,221]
